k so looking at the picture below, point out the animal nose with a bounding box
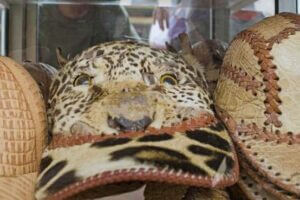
[108,116,152,132]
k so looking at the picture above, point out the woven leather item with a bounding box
[238,169,279,200]
[0,57,47,199]
[0,173,38,200]
[214,12,300,196]
[239,159,299,200]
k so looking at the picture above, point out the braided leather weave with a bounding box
[214,12,300,197]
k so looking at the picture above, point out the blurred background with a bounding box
[0,0,298,67]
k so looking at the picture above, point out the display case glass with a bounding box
[3,0,296,65]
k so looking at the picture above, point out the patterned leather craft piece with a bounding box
[238,169,280,200]
[0,57,47,200]
[214,12,300,196]
[35,115,238,200]
[239,158,300,200]
[34,40,238,199]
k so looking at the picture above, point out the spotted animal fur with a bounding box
[35,40,238,199]
[48,40,213,135]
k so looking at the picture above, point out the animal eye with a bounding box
[74,74,92,86]
[160,74,178,85]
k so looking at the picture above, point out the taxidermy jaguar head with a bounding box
[48,40,213,135]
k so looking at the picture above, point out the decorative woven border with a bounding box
[216,106,300,195]
[221,65,262,97]
[216,105,300,144]
[239,157,299,200]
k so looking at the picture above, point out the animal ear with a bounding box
[165,42,177,53]
[178,33,208,90]
[56,47,68,67]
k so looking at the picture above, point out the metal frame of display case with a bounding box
[213,0,259,41]
[0,10,8,56]
[276,0,298,13]
[5,1,37,62]
[3,0,300,63]
[0,0,8,56]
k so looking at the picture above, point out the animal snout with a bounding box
[106,92,155,132]
[108,116,152,132]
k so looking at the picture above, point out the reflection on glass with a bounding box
[229,0,275,40]
[31,0,277,66]
[38,2,139,67]
[149,2,211,50]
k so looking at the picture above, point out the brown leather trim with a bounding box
[234,133,300,195]
[237,30,280,128]
[216,106,300,144]
[240,159,299,200]
[221,65,262,96]
[49,113,217,149]
[217,106,300,195]
[235,21,300,128]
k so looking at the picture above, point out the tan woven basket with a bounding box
[0,57,47,200]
